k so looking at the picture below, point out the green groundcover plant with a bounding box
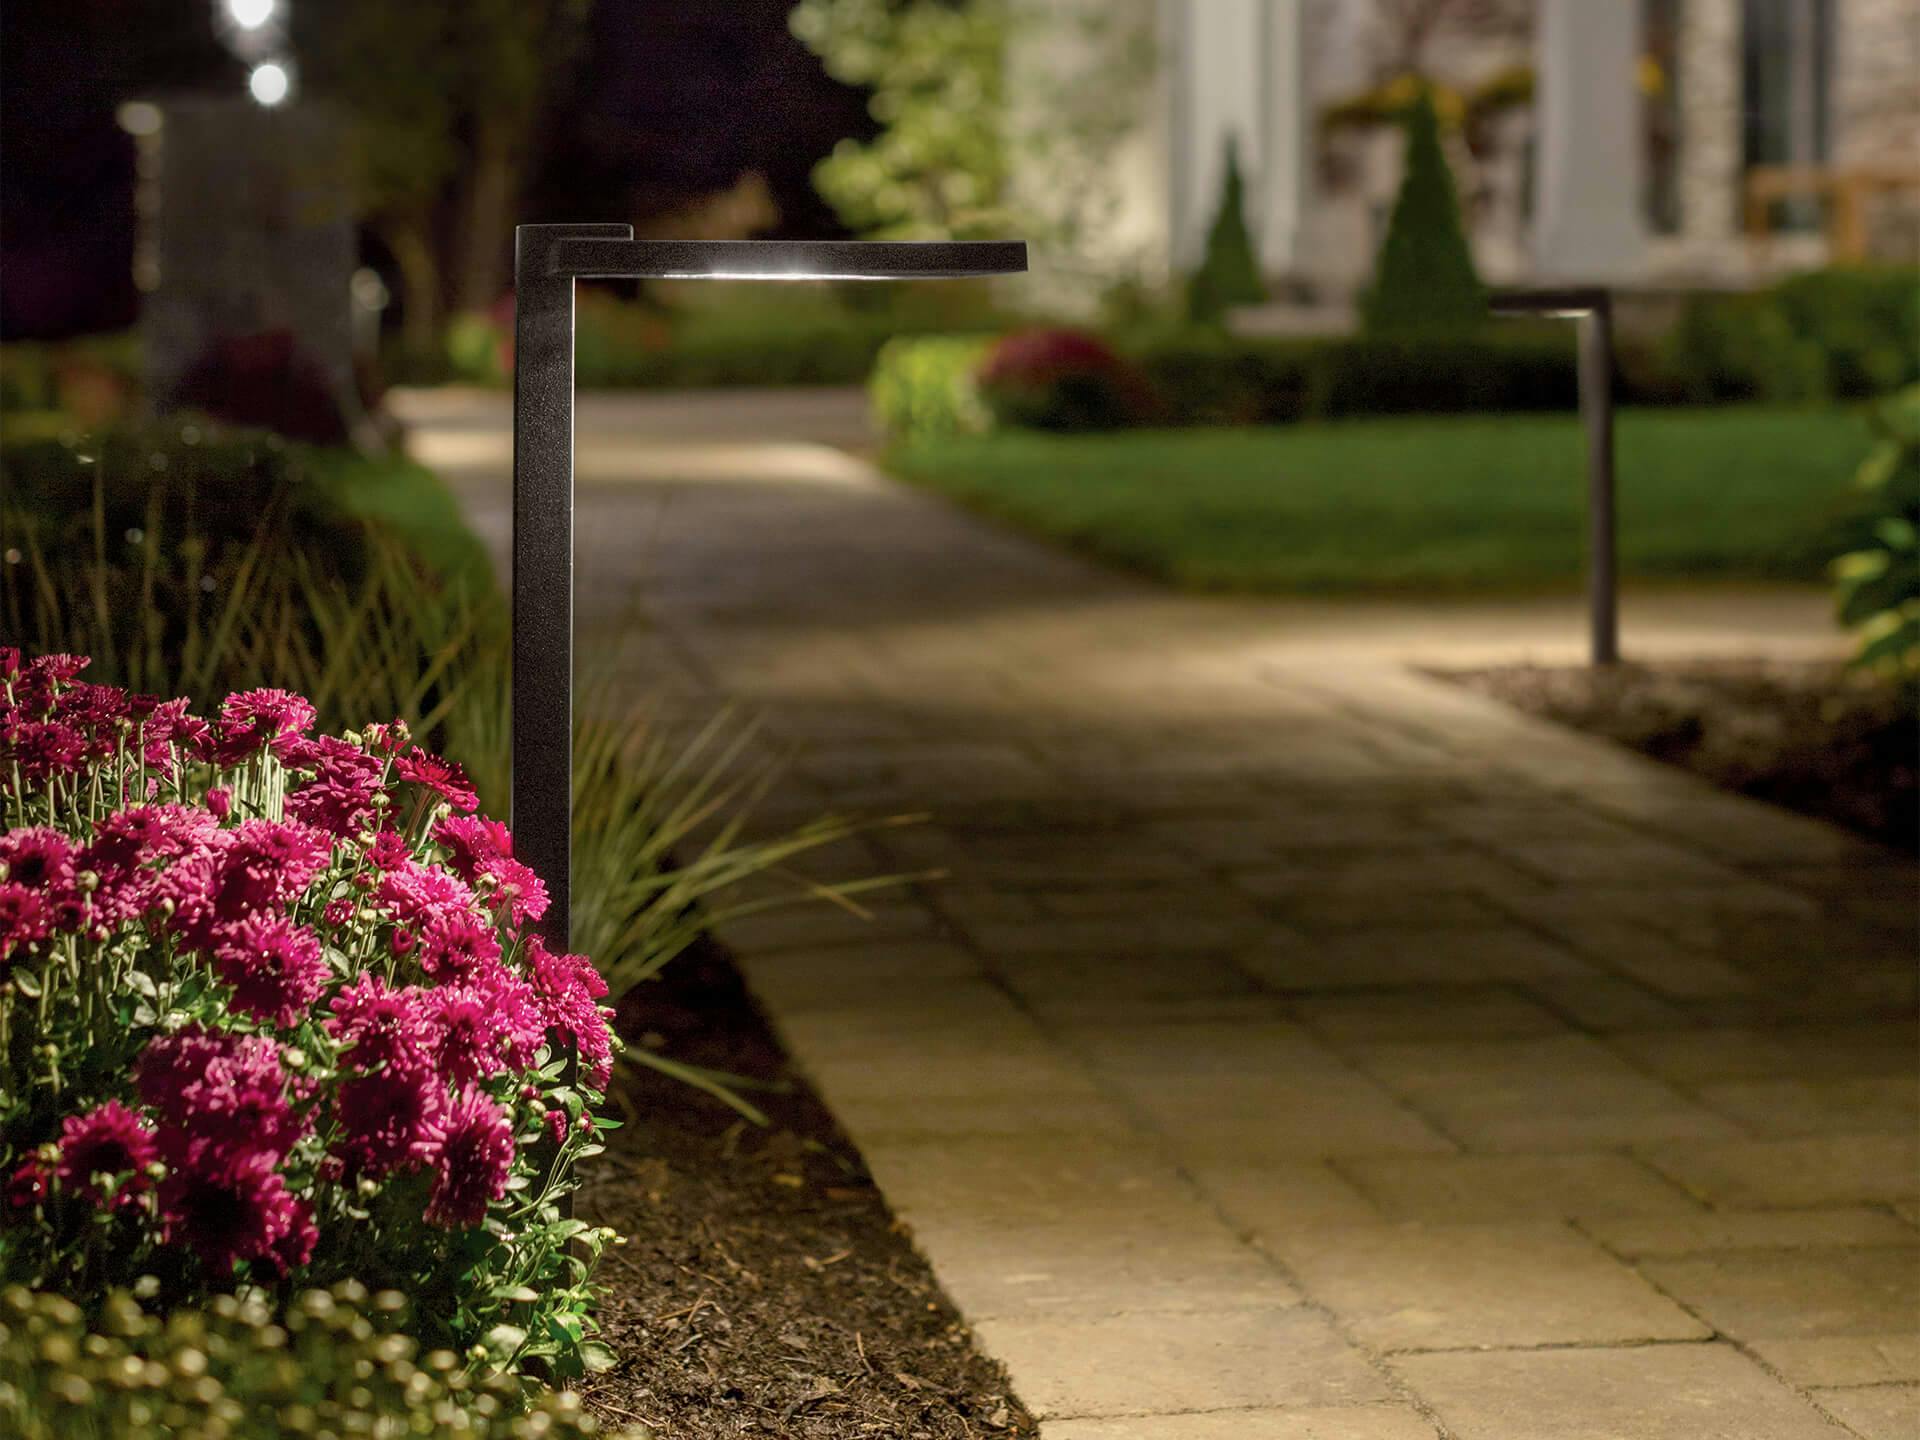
[0,652,620,1380]
[1833,385,1920,675]
[0,1282,633,1438]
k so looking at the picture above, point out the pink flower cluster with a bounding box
[2,652,614,1283]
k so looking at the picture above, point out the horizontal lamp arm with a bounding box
[543,236,1028,281]
[1488,286,1610,320]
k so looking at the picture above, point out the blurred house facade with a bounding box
[1021,0,1918,293]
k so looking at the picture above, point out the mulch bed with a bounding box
[576,938,1034,1439]
[1443,659,1917,853]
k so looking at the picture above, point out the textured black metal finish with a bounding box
[511,223,1026,954]
[511,225,628,951]
[546,236,1027,282]
[1489,287,1619,666]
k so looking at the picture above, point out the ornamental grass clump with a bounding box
[0,651,620,1379]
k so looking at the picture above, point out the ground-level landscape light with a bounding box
[1488,286,1619,666]
[509,226,1026,953]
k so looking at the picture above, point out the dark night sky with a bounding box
[0,0,872,338]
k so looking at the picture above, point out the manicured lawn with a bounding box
[887,406,1875,593]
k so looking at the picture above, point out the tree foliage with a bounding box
[1186,136,1266,325]
[790,0,1016,240]
[292,1,593,349]
[1360,85,1485,336]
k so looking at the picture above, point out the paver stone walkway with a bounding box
[401,387,1919,1440]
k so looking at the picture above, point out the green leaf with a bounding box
[482,1323,527,1356]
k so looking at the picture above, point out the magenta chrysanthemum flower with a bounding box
[434,816,548,928]
[433,815,512,878]
[333,1069,444,1179]
[7,1157,48,1209]
[136,1026,308,1166]
[210,819,333,922]
[3,719,89,784]
[159,1152,304,1278]
[428,964,544,1084]
[212,914,331,1027]
[416,908,500,980]
[392,748,479,813]
[284,776,377,836]
[0,827,75,891]
[423,1087,515,1228]
[212,688,316,765]
[0,883,51,960]
[366,831,413,871]
[528,938,614,1089]
[327,974,436,1073]
[54,1100,158,1209]
[137,696,211,768]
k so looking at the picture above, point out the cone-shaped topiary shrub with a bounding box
[1361,85,1485,336]
[1187,136,1267,326]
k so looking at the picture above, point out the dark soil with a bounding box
[1443,659,1917,853]
[576,939,1034,1439]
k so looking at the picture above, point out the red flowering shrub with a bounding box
[975,327,1156,432]
[0,649,620,1377]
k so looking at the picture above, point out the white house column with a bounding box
[1534,0,1649,279]
[1172,0,1265,269]
[1260,0,1314,276]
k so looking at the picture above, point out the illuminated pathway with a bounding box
[404,386,1918,1440]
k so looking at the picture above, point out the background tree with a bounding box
[293,1,593,358]
[1186,136,1266,326]
[789,0,1015,240]
[791,0,1150,263]
[1361,85,1485,335]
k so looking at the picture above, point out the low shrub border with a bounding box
[872,326,1586,440]
[871,266,1917,442]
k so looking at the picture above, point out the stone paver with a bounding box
[1636,1247,1920,1340]
[412,390,1918,1439]
[1809,1383,1920,1439]
[1393,1344,1848,1439]
[1579,1207,1920,1258]
[1334,1152,1700,1223]
[1266,1221,1709,1352]
[975,1307,1390,1419]
[1041,1408,1439,1439]
[1750,1335,1920,1388]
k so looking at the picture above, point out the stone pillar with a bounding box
[1260,0,1315,277]
[1172,0,1265,270]
[1675,0,1744,259]
[1533,0,1649,280]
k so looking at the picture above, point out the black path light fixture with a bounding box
[510,226,1027,954]
[1488,286,1619,666]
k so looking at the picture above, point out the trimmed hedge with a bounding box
[873,328,1584,440]
[448,287,1024,391]
[1666,266,1919,404]
[870,335,992,439]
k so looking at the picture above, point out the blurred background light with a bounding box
[226,0,275,31]
[247,61,290,107]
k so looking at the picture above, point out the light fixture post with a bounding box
[1489,286,1619,666]
[509,225,1026,954]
